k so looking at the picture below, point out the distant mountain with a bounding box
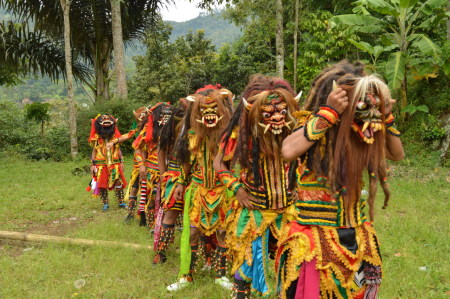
[166,12,241,50]
[0,10,241,102]
[124,12,241,68]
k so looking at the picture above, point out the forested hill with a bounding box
[167,12,241,49]
[0,10,241,103]
[123,12,241,58]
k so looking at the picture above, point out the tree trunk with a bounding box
[293,0,299,92]
[275,0,284,78]
[111,0,128,99]
[400,75,408,122]
[93,41,112,102]
[60,0,79,159]
[447,0,450,40]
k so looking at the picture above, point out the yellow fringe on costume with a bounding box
[144,170,160,213]
[225,201,296,274]
[277,223,382,299]
[124,166,140,203]
[188,183,228,236]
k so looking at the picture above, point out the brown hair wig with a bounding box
[305,63,389,223]
[175,88,233,163]
[221,75,298,186]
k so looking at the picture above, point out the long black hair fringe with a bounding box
[252,135,261,186]
[174,103,193,164]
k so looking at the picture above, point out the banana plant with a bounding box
[330,0,449,115]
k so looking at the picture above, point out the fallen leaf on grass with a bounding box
[74,279,86,289]
[393,253,401,257]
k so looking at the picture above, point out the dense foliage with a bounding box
[0,0,448,164]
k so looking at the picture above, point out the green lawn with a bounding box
[0,156,448,298]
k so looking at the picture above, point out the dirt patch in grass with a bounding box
[0,239,39,258]
[0,213,103,258]
[27,216,90,236]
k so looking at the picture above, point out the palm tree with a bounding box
[1,0,172,102]
[60,0,79,159]
[0,21,91,83]
[111,0,128,99]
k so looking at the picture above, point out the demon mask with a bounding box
[351,92,383,144]
[195,97,223,128]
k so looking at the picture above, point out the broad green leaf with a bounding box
[381,33,400,46]
[442,59,450,79]
[373,45,385,57]
[399,0,419,9]
[348,39,374,55]
[330,14,386,33]
[416,105,429,113]
[411,34,442,57]
[385,51,406,90]
[421,0,447,15]
[417,16,435,28]
[401,104,417,114]
[365,0,399,16]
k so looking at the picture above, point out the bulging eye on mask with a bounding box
[258,95,292,135]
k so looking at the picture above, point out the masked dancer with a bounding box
[277,61,404,299]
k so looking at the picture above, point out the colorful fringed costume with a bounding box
[120,106,150,223]
[167,86,234,291]
[132,102,173,229]
[276,62,404,299]
[87,114,127,211]
[215,76,299,298]
[153,103,187,264]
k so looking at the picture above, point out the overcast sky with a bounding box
[160,0,204,22]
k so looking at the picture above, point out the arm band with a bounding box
[304,106,339,141]
[384,113,401,136]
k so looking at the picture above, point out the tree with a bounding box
[275,0,285,78]
[292,0,299,92]
[212,40,258,94]
[111,0,128,99]
[60,0,79,159]
[130,20,177,102]
[130,26,217,102]
[25,102,51,136]
[172,30,216,95]
[0,21,91,85]
[283,10,358,93]
[2,0,170,102]
[331,0,448,115]
[223,0,278,75]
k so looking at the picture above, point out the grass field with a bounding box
[0,155,448,298]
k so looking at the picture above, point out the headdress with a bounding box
[88,114,121,143]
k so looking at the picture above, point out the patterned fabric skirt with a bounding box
[276,222,382,299]
[186,183,228,236]
[161,170,184,211]
[93,163,127,192]
[225,201,294,297]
